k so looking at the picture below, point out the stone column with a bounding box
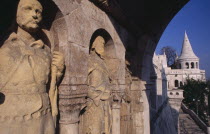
[112,89,122,134]
[181,62,185,69]
[58,84,87,134]
[194,62,196,69]
[59,109,80,134]
[112,101,121,134]
[131,78,145,134]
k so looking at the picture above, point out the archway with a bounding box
[89,28,119,80]
[191,62,194,69]
[186,62,189,69]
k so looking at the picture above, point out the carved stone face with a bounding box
[92,36,105,56]
[16,0,43,33]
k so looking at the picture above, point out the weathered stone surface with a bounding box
[0,0,190,133]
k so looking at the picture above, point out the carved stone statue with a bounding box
[0,0,64,133]
[83,36,112,134]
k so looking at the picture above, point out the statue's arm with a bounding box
[88,69,101,88]
[51,50,65,82]
[88,69,105,105]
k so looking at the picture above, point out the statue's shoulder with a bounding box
[1,33,19,50]
[88,55,108,75]
[0,33,22,64]
[0,33,15,52]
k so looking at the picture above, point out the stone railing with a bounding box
[181,103,210,134]
[168,89,184,99]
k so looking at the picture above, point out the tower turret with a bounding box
[177,31,199,69]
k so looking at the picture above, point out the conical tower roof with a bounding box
[178,31,199,60]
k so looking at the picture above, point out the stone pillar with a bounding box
[59,110,80,134]
[194,62,196,69]
[181,62,185,69]
[130,78,145,134]
[58,84,87,134]
[168,89,184,133]
[112,101,121,134]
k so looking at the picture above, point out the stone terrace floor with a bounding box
[179,109,205,134]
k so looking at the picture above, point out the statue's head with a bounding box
[91,36,105,57]
[16,0,43,33]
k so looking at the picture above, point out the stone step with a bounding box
[179,110,205,134]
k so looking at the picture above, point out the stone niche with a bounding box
[47,0,127,134]
[0,0,147,134]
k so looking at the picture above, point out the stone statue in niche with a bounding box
[83,36,112,134]
[0,0,64,133]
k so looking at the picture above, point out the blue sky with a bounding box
[156,0,210,79]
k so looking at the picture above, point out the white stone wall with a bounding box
[165,68,206,89]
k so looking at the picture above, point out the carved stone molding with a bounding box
[59,84,88,124]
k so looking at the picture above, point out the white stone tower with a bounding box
[177,31,199,69]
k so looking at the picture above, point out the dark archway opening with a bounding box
[191,62,194,69]
[186,62,189,69]
[175,80,179,87]
[89,29,119,80]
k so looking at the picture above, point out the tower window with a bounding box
[191,62,194,69]
[186,62,189,69]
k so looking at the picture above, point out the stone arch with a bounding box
[191,62,194,69]
[175,80,179,87]
[186,62,189,69]
[89,28,120,79]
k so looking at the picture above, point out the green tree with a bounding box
[182,78,209,123]
[160,46,177,67]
